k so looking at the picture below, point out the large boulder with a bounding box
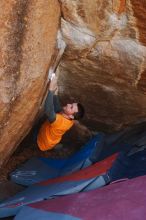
[58,0,146,131]
[1,0,146,167]
[0,0,60,167]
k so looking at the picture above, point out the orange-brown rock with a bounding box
[58,0,146,131]
[1,0,146,167]
[0,0,60,167]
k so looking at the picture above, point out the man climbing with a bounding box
[37,75,85,151]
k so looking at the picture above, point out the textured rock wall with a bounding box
[1,0,146,167]
[0,0,60,167]
[58,0,146,131]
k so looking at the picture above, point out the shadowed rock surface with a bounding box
[58,0,146,131]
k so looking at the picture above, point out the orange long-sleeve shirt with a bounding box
[37,113,74,151]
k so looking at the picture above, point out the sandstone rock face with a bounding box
[1,0,146,167]
[58,0,146,131]
[0,0,60,167]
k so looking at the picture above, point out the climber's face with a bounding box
[63,103,78,119]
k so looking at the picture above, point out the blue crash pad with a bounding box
[10,133,105,186]
[10,123,146,186]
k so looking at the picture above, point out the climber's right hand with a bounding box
[49,75,58,92]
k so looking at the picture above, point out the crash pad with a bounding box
[15,175,146,220]
[108,148,146,181]
[10,133,105,186]
[10,130,133,186]
[0,153,117,218]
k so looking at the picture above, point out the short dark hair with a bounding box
[74,103,85,120]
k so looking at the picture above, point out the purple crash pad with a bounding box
[15,175,146,220]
